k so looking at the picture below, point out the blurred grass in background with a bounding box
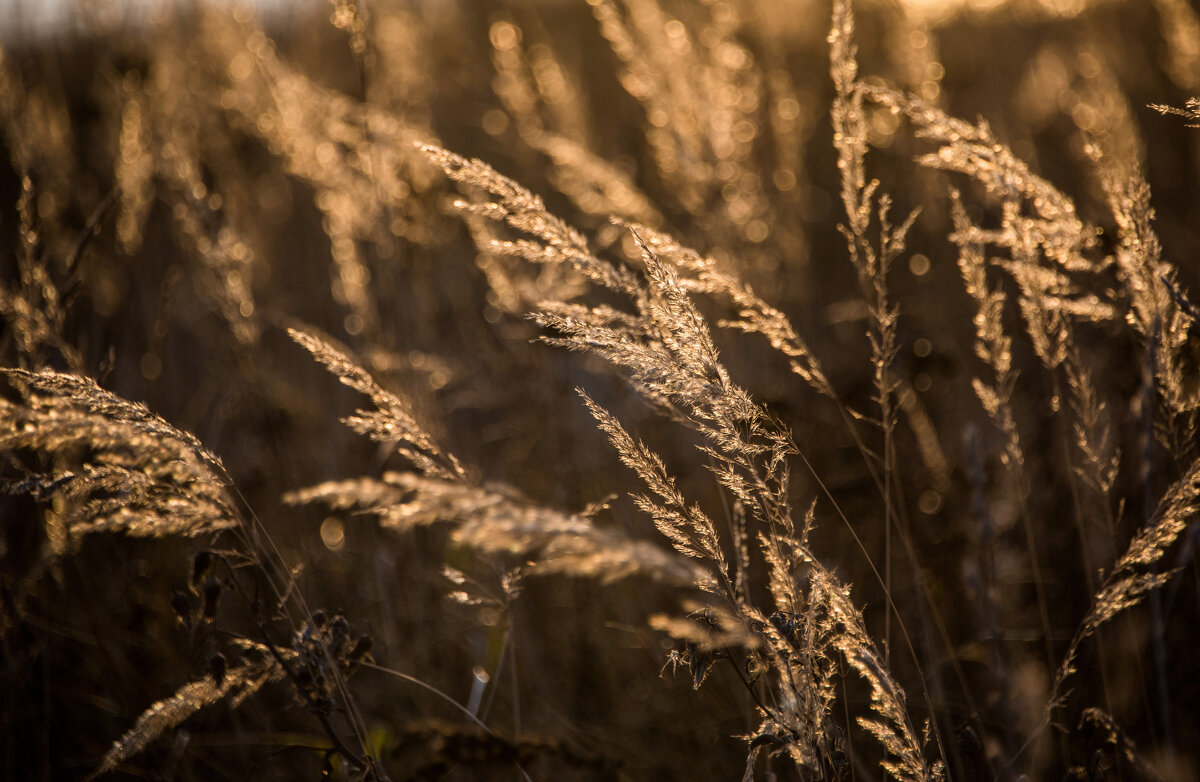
[1,0,1198,779]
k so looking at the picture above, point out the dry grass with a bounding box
[2,0,1199,779]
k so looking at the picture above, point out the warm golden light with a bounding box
[319,517,345,552]
[4,0,1197,778]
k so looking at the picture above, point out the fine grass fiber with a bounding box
[2,0,1199,779]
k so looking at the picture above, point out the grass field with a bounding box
[2,0,1199,779]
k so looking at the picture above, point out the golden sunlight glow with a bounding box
[899,0,1104,22]
[320,517,346,552]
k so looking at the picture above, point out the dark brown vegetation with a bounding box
[2,0,1199,779]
